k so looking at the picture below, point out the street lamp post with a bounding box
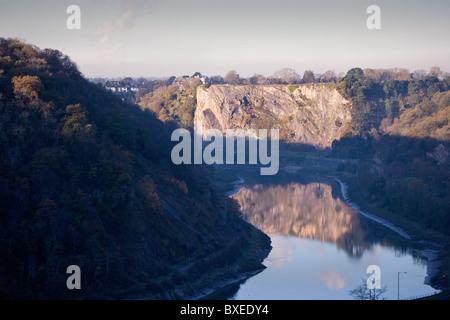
[398,272,407,300]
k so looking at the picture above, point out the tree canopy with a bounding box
[0,38,269,299]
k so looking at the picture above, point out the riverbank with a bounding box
[330,175,445,291]
[179,225,271,300]
[211,162,449,293]
[293,155,450,292]
[162,170,271,300]
[182,172,271,300]
[188,229,270,300]
[331,172,450,291]
[127,223,271,300]
[332,176,412,239]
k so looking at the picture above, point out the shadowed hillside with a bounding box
[0,38,270,299]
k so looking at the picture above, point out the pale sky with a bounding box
[0,0,449,78]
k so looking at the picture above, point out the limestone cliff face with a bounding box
[195,84,351,148]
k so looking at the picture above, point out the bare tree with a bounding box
[336,72,345,81]
[302,70,315,84]
[224,70,241,85]
[210,75,224,84]
[412,69,427,79]
[396,68,412,81]
[349,279,388,300]
[271,68,301,84]
[323,70,336,83]
[429,66,442,79]
[364,68,379,81]
[249,73,267,85]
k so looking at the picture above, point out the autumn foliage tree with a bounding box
[12,75,43,106]
[0,38,269,299]
[62,104,93,141]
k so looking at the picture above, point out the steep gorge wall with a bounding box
[194,84,352,149]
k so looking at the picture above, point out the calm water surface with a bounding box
[212,169,440,300]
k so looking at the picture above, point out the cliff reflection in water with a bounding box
[204,173,434,300]
[231,182,380,258]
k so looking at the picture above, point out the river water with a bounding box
[209,167,440,300]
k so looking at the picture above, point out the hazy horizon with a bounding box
[1,0,449,78]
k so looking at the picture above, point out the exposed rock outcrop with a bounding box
[195,84,351,148]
